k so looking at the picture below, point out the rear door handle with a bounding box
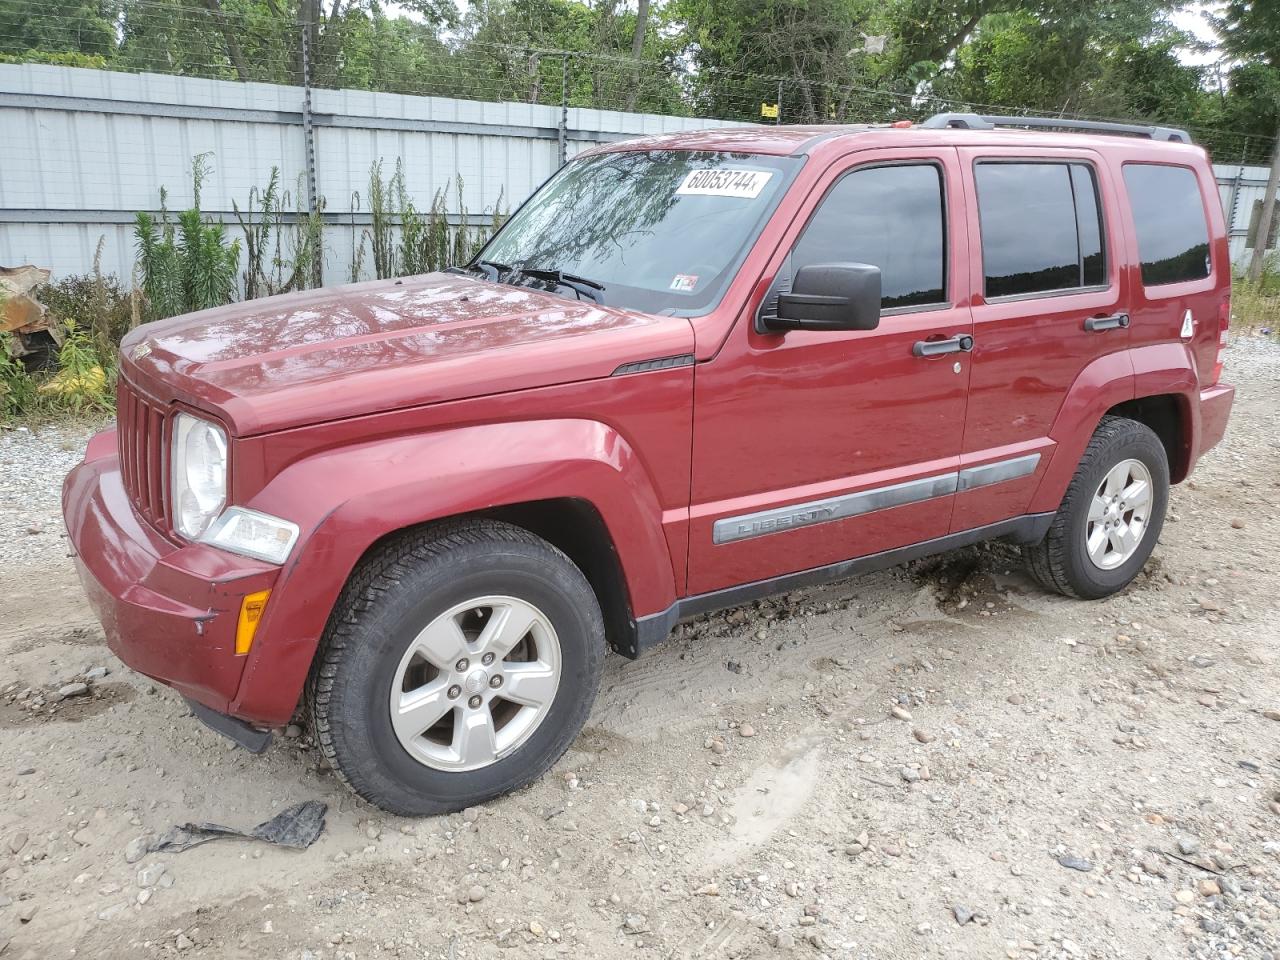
[1084,313,1129,332]
[913,334,974,358]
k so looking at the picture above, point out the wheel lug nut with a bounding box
[481,653,495,666]
[447,684,461,700]
[489,674,503,689]
[455,658,469,672]
[468,695,482,709]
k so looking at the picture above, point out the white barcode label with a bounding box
[675,169,773,199]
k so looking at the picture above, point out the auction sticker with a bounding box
[676,169,773,199]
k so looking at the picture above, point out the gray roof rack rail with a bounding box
[921,112,1192,144]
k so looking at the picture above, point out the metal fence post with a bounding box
[558,54,569,167]
[300,20,321,286]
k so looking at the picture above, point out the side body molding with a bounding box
[228,419,678,725]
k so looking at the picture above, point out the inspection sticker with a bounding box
[675,169,773,199]
[670,274,699,292]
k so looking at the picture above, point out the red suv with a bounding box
[64,113,1234,815]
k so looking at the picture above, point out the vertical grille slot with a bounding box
[116,380,169,529]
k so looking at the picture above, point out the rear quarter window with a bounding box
[1122,164,1211,286]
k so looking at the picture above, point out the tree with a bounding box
[1214,0,1280,281]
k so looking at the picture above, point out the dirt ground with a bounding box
[2,339,1279,960]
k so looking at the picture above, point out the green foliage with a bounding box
[234,168,325,299]
[135,155,242,321]
[359,160,506,281]
[38,239,135,362]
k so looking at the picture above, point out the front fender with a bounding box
[229,419,678,725]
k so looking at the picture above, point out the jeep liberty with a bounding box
[64,113,1235,815]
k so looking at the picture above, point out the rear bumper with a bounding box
[63,430,279,721]
[1194,381,1234,465]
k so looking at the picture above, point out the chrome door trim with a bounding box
[712,452,1041,545]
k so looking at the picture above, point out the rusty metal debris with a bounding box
[0,265,64,360]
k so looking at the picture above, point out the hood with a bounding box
[119,273,694,435]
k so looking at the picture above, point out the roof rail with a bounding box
[921,112,1192,145]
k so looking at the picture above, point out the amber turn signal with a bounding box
[235,589,271,655]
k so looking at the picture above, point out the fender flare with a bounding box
[1028,343,1199,514]
[228,418,678,725]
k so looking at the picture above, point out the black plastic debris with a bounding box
[150,800,327,854]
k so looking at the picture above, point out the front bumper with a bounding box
[63,429,280,720]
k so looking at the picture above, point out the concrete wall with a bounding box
[0,62,1274,287]
[0,63,740,287]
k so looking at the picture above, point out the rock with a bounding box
[1006,693,1024,705]
[913,728,935,744]
[784,881,799,898]
[1058,855,1093,872]
[125,836,151,864]
[725,659,743,674]
[1262,709,1280,722]
[137,888,152,905]
[83,667,109,681]
[771,932,796,949]
[623,914,648,934]
[694,882,719,896]
[467,885,486,903]
[1197,693,1217,707]
[1198,879,1221,897]
[672,802,689,815]
[529,920,545,937]
[952,904,975,925]
[900,767,921,783]
[137,863,167,888]
[890,705,912,721]
[284,724,303,739]
[7,832,27,854]
[1177,837,1200,856]
[709,739,727,755]
[175,933,194,951]
[1140,854,1165,877]
[16,903,36,923]
[71,829,94,846]
[462,807,480,823]
[1230,518,1245,529]
[57,682,89,700]
[1174,889,1195,905]
[738,723,756,738]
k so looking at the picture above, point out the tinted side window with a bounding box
[1123,164,1211,286]
[793,164,945,309]
[976,162,1107,298]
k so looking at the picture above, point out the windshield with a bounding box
[474,150,801,314]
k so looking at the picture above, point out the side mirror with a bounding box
[764,262,881,332]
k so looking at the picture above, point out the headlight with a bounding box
[171,413,227,539]
[201,507,299,565]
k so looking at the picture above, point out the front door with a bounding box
[686,148,973,596]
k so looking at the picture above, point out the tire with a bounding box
[1022,416,1169,600]
[307,519,606,816]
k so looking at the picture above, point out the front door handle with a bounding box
[913,334,974,358]
[1084,313,1129,332]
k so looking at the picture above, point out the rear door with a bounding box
[686,148,973,596]
[951,147,1129,532]
[1120,160,1228,391]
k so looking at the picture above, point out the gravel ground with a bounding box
[1,338,1278,960]
[0,420,108,565]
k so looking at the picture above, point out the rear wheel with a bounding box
[1022,416,1169,599]
[308,519,605,816]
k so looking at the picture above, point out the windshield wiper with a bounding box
[514,267,606,304]
[446,259,510,282]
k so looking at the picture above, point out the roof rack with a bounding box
[921,112,1192,145]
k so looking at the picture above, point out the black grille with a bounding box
[116,379,169,529]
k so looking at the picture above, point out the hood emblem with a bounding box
[132,340,153,361]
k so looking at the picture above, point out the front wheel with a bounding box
[308,519,605,816]
[1023,416,1169,600]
